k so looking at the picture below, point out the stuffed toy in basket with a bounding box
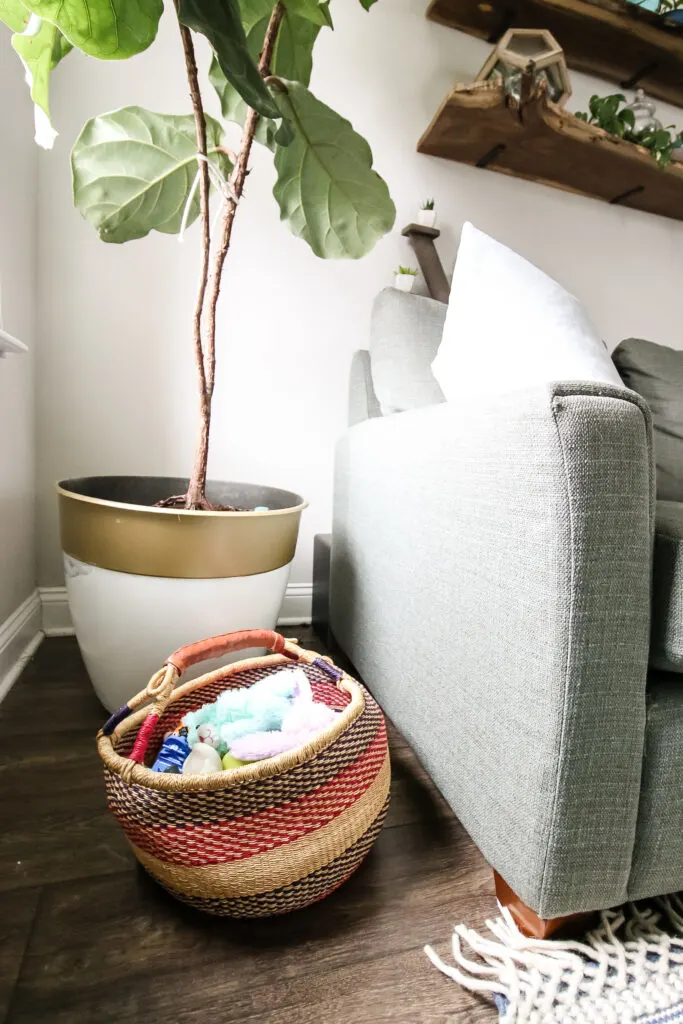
[96,629,391,916]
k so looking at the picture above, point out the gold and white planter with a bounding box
[57,476,306,712]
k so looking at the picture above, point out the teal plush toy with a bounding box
[183,669,303,756]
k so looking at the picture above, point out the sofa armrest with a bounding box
[331,382,654,917]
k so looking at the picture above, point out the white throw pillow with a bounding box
[431,222,623,402]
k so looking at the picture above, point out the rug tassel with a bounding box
[424,942,508,996]
[425,898,683,1023]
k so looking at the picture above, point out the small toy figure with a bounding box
[181,742,223,775]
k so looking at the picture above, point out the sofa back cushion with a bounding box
[652,501,683,674]
[369,288,446,415]
[612,338,683,503]
[431,222,623,402]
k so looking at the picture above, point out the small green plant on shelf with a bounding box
[418,198,437,226]
[393,265,417,292]
[575,94,683,166]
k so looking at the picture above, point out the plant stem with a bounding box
[203,0,285,402]
[177,15,213,510]
[180,0,285,511]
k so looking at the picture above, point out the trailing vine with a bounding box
[576,94,683,167]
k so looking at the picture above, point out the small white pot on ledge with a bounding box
[393,272,416,293]
[418,208,437,228]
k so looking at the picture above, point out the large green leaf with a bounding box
[209,0,321,150]
[72,107,231,244]
[357,0,377,9]
[281,0,332,28]
[0,0,29,31]
[272,81,395,259]
[178,0,280,120]
[11,17,72,148]
[22,0,162,59]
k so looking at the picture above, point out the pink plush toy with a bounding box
[229,691,338,761]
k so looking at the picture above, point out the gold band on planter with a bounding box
[58,488,306,579]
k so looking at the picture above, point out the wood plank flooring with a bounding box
[0,631,497,1023]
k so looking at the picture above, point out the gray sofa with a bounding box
[330,288,683,920]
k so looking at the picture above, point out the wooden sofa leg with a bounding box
[493,871,594,939]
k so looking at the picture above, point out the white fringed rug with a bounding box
[425,895,683,1023]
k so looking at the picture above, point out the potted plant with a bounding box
[2,0,395,711]
[418,199,436,228]
[575,92,683,165]
[393,266,418,292]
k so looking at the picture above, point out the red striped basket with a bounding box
[96,629,390,916]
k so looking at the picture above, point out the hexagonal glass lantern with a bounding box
[475,29,572,107]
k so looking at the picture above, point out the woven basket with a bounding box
[96,629,390,917]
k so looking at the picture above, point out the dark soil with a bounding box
[153,494,249,512]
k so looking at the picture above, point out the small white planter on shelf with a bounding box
[393,273,416,293]
[418,208,437,228]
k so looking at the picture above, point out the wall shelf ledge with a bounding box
[418,78,683,222]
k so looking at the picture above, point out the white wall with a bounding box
[36,0,683,588]
[0,27,38,621]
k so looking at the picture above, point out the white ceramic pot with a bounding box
[57,476,306,711]
[393,273,415,293]
[418,209,437,228]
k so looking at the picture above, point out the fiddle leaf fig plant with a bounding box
[208,0,321,150]
[272,80,395,258]
[25,0,163,58]
[177,0,280,118]
[12,19,72,142]
[0,0,395,511]
[71,109,232,243]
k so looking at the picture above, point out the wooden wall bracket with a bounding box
[401,223,450,304]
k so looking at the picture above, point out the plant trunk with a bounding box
[185,395,211,507]
[177,20,212,510]
[176,2,285,511]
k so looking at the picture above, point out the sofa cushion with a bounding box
[652,501,683,673]
[431,222,623,403]
[369,288,445,415]
[628,676,683,899]
[612,338,683,502]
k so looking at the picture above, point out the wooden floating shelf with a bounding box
[426,0,683,109]
[418,80,683,222]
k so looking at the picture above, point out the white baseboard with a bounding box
[39,586,75,636]
[39,581,313,637]
[277,583,313,626]
[0,590,43,705]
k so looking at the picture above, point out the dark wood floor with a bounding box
[0,631,497,1024]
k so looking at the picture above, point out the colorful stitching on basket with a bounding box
[105,688,383,826]
[144,795,390,918]
[116,725,389,866]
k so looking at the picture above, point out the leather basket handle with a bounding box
[165,629,292,676]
